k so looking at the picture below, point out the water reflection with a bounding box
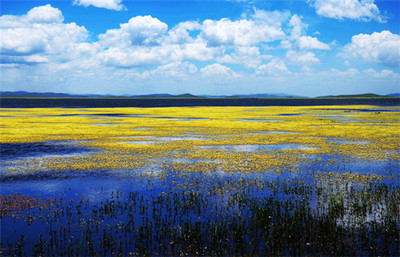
[201,144,317,151]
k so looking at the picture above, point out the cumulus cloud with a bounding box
[281,14,330,51]
[201,63,240,80]
[166,21,201,44]
[99,16,168,47]
[140,62,198,80]
[296,36,330,50]
[218,46,266,69]
[286,50,320,65]
[200,10,285,46]
[26,4,64,23]
[73,0,126,11]
[0,4,64,28]
[288,14,307,39]
[320,68,361,78]
[96,16,208,67]
[342,31,400,67]
[2,4,399,95]
[279,15,328,69]
[0,5,89,64]
[363,69,399,79]
[308,0,385,22]
[0,7,324,71]
[97,47,159,67]
[98,40,224,68]
[256,59,290,76]
[96,15,228,67]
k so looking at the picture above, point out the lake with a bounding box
[1,105,399,256]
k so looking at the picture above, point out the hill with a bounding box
[2,91,399,99]
[319,93,395,98]
[201,93,303,98]
[1,91,300,99]
[386,93,400,97]
[0,91,110,98]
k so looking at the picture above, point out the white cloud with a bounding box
[96,16,226,67]
[218,46,266,69]
[73,0,126,11]
[100,48,156,68]
[256,59,290,76]
[301,66,313,72]
[174,41,224,61]
[25,55,49,63]
[281,14,330,51]
[363,69,399,79]
[166,21,201,44]
[342,31,400,67]
[98,40,224,68]
[308,0,385,22]
[2,5,399,96]
[296,36,330,50]
[200,10,285,47]
[201,63,240,80]
[288,14,307,39]
[320,68,361,78]
[286,50,320,65]
[26,4,64,23]
[0,4,64,28]
[1,7,322,71]
[99,16,168,47]
[250,9,291,27]
[0,5,89,64]
[140,62,198,80]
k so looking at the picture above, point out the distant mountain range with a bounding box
[201,93,304,98]
[0,91,110,98]
[0,91,303,98]
[1,91,399,99]
[319,93,400,98]
[385,93,400,97]
[0,91,203,98]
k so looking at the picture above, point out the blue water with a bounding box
[1,138,399,256]
[238,118,283,122]
[200,144,317,151]
[0,142,93,161]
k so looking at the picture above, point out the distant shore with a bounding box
[1,97,399,108]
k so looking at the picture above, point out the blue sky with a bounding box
[1,0,399,96]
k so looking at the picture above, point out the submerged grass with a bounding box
[0,105,399,255]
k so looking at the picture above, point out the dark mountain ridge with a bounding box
[1,91,399,99]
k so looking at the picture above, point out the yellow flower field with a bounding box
[1,105,399,181]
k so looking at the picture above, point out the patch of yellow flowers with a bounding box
[1,105,399,183]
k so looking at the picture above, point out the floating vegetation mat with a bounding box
[0,105,399,256]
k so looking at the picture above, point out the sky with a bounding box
[0,0,399,96]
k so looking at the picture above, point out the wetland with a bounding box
[1,105,399,256]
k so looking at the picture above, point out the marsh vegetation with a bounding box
[1,106,399,255]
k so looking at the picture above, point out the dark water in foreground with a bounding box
[1,141,399,256]
[1,173,399,256]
